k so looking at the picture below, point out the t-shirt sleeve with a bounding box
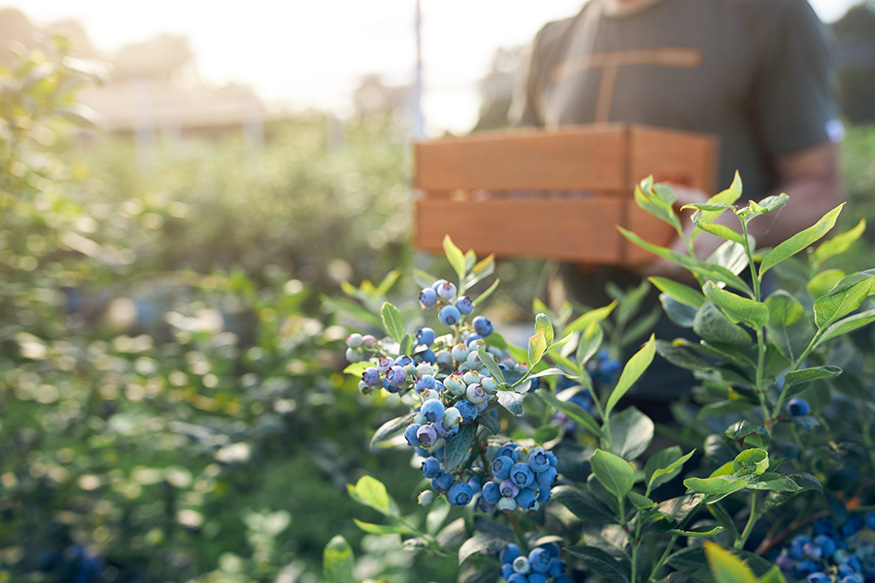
[753,0,838,157]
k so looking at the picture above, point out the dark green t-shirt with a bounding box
[513,0,838,200]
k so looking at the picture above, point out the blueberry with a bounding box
[419,287,437,307]
[482,480,501,504]
[454,400,477,424]
[788,398,810,416]
[404,423,421,446]
[346,333,363,347]
[528,548,551,573]
[416,348,436,363]
[416,424,437,447]
[492,456,514,481]
[362,367,381,386]
[345,347,362,363]
[456,296,474,314]
[433,421,458,438]
[528,447,551,473]
[420,399,445,423]
[443,373,465,396]
[362,334,378,348]
[436,350,452,366]
[416,327,436,347]
[466,383,487,404]
[431,471,453,492]
[807,573,830,583]
[497,496,517,512]
[512,556,531,575]
[439,305,462,326]
[814,535,836,557]
[501,564,514,581]
[499,479,520,498]
[865,511,875,531]
[510,462,535,488]
[465,333,483,346]
[415,375,436,393]
[548,557,566,577]
[803,542,822,560]
[437,281,457,300]
[528,574,548,583]
[420,457,441,478]
[396,354,414,367]
[376,356,394,373]
[500,544,521,565]
[516,487,537,509]
[536,466,558,489]
[506,574,527,583]
[443,407,462,427]
[472,315,493,336]
[386,365,407,387]
[793,560,818,579]
[418,490,435,506]
[497,444,518,461]
[447,482,474,506]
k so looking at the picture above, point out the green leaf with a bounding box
[649,449,696,492]
[552,485,616,523]
[374,270,400,296]
[704,281,769,328]
[605,334,656,417]
[536,389,601,436]
[563,301,617,335]
[413,268,440,289]
[659,295,699,328]
[370,414,411,449]
[733,449,769,477]
[443,235,467,280]
[813,276,873,329]
[619,227,752,296]
[783,366,842,392]
[609,406,654,461]
[459,532,511,565]
[323,535,355,583]
[725,421,769,449]
[707,240,750,275]
[353,519,414,535]
[758,566,789,583]
[444,424,477,470]
[689,173,743,243]
[818,308,875,346]
[759,204,844,276]
[705,542,758,583]
[533,425,561,445]
[497,390,525,416]
[576,322,604,367]
[635,181,682,232]
[348,475,394,516]
[565,546,631,583]
[649,277,706,308]
[477,347,506,385]
[669,525,725,538]
[343,361,370,376]
[528,332,547,368]
[813,218,866,268]
[765,291,815,362]
[655,340,712,372]
[380,301,405,344]
[590,449,635,499]
[527,367,574,380]
[628,491,657,509]
[692,211,745,244]
[321,296,382,328]
[807,269,845,300]
[693,303,753,347]
[684,476,747,497]
[683,202,735,212]
[535,313,554,346]
[745,475,802,492]
[476,414,501,435]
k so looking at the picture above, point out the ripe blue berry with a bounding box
[416,424,437,447]
[537,466,558,488]
[497,444,518,461]
[362,367,381,386]
[528,574,548,583]
[807,573,830,583]
[472,316,493,336]
[515,487,537,509]
[439,305,462,326]
[491,456,514,481]
[416,327,436,347]
[482,480,501,504]
[447,482,474,506]
[529,548,551,573]
[499,479,520,498]
[456,296,474,314]
[788,398,810,416]
[510,462,535,488]
[548,557,566,577]
[421,457,441,478]
[506,574,527,583]
[420,399,445,423]
[414,375,436,393]
[386,366,406,387]
[404,423,421,446]
[431,471,453,492]
[437,281,457,300]
[528,447,551,473]
[454,399,477,424]
[419,287,437,307]
[499,544,521,565]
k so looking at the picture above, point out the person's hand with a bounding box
[629,185,710,280]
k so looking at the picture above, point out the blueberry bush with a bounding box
[333,175,873,583]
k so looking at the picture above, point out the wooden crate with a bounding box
[413,124,718,265]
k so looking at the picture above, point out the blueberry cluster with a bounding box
[499,542,569,583]
[773,512,875,582]
[344,277,560,510]
[479,441,558,513]
[588,349,621,385]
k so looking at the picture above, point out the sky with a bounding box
[16,0,858,135]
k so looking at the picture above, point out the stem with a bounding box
[771,331,823,422]
[740,219,771,427]
[508,513,527,551]
[647,500,703,581]
[735,491,759,550]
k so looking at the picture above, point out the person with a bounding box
[510,0,844,400]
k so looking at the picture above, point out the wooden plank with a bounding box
[415,197,626,263]
[629,126,718,193]
[414,126,626,192]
